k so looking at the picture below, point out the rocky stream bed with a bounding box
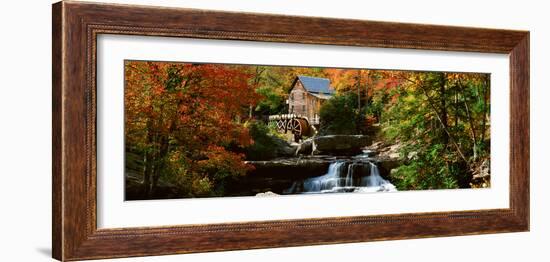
[225,135,404,196]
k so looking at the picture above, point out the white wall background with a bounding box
[0,0,546,261]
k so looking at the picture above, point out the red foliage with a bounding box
[125,61,261,193]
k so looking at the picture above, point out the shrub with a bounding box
[244,120,280,160]
[389,143,461,190]
[319,92,366,135]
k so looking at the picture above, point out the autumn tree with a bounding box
[125,61,260,198]
[125,61,491,198]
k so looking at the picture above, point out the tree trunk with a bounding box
[151,135,170,196]
[249,66,264,119]
[418,82,468,163]
[142,113,155,197]
[454,88,459,127]
[439,73,448,144]
[463,100,478,160]
[142,150,152,197]
[357,71,361,112]
[480,75,489,142]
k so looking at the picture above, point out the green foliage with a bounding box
[254,85,285,115]
[164,65,183,92]
[319,92,366,135]
[244,120,280,161]
[380,72,490,189]
[390,143,459,190]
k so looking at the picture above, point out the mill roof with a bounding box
[295,75,335,95]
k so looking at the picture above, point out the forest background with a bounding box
[124,61,490,198]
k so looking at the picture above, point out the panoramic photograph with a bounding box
[124,60,491,200]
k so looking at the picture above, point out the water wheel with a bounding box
[269,115,313,141]
[288,118,311,142]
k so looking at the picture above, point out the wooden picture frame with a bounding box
[52,1,529,261]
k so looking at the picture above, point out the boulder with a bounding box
[312,135,371,155]
[377,159,402,178]
[246,134,298,160]
[245,156,334,179]
[366,140,404,163]
[272,136,298,157]
[295,138,313,155]
[471,159,490,188]
[364,141,404,180]
[226,156,336,196]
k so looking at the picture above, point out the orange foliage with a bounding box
[125,61,260,194]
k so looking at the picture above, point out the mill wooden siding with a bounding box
[289,80,324,123]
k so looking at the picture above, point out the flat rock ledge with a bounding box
[294,135,372,156]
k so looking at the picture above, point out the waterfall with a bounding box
[345,163,357,187]
[303,161,346,192]
[355,162,396,193]
[289,160,396,194]
[361,162,384,187]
